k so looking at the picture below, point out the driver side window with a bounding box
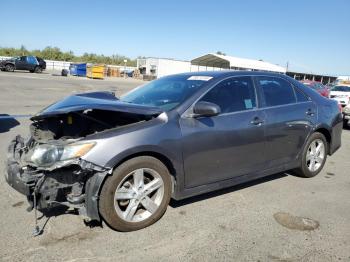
[199,76,256,114]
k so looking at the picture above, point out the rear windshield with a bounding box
[331,85,350,92]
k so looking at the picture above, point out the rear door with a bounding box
[255,76,316,168]
[26,56,38,70]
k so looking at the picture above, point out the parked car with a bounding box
[300,80,330,98]
[0,56,46,73]
[342,104,350,128]
[329,85,350,107]
[6,71,342,232]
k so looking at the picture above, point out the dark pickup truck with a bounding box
[0,56,46,73]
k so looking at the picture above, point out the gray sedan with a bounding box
[6,71,342,232]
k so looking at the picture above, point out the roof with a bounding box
[191,53,286,73]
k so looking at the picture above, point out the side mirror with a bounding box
[193,101,221,117]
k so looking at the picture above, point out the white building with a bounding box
[191,53,286,73]
[337,76,350,81]
[137,53,286,79]
[137,57,191,78]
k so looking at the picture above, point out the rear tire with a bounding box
[294,132,328,178]
[99,156,172,232]
[34,66,42,73]
[5,64,14,72]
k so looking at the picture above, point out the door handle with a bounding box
[250,117,264,126]
[306,109,315,116]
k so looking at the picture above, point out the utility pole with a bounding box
[124,59,127,79]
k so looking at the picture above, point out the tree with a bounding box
[0,45,137,66]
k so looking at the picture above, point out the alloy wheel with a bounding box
[306,139,325,172]
[114,168,164,222]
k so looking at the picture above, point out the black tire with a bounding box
[343,119,349,129]
[29,70,34,73]
[34,66,42,73]
[294,132,328,178]
[99,156,172,232]
[5,64,14,72]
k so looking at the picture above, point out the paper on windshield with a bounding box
[187,76,213,81]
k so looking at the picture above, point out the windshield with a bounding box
[120,75,211,111]
[331,85,350,92]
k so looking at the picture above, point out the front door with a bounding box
[180,76,266,188]
[15,56,27,70]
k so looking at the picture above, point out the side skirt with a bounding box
[172,161,299,201]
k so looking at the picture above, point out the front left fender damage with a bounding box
[6,135,111,221]
[5,92,163,231]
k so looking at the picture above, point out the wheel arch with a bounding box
[111,151,177,178]
[85,150,178,222]
[314,127,331,153]
[5,63,15,68]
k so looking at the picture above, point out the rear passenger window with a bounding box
[294,87,309,102]
[257,77,296,107]
[200,76,256,113]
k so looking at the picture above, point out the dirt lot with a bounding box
[0,71,349,262]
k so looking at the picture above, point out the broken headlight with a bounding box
[30,142,96,167]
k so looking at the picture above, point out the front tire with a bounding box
[99,156,172,231]
[344,119,349,129]
[5,64,14,72]
[294,132,328,178]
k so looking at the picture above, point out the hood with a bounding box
[0,59,12,64]
[31,91,163,121]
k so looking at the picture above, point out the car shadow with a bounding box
[169,172,289,208]
[0,114,20,133]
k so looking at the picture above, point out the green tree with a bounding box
[0,45,137,66]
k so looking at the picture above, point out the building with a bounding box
[137,53,286,79]
[191,53,286,73]
[137,58,191,79]
[286,71,337,84]
[136,53,338,84]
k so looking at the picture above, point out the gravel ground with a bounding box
[0,71,349,262]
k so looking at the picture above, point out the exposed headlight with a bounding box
[30,142,95,167]
[344,106,350,113]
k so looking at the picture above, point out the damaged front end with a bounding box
[6,135,110,220]
[5,91,162,233]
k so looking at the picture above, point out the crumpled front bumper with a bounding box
[5,136,39,197]
[5,135,110,222]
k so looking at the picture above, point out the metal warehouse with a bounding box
[137,53,286,79]
[137,53,336,84]
[191,53,286,73]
